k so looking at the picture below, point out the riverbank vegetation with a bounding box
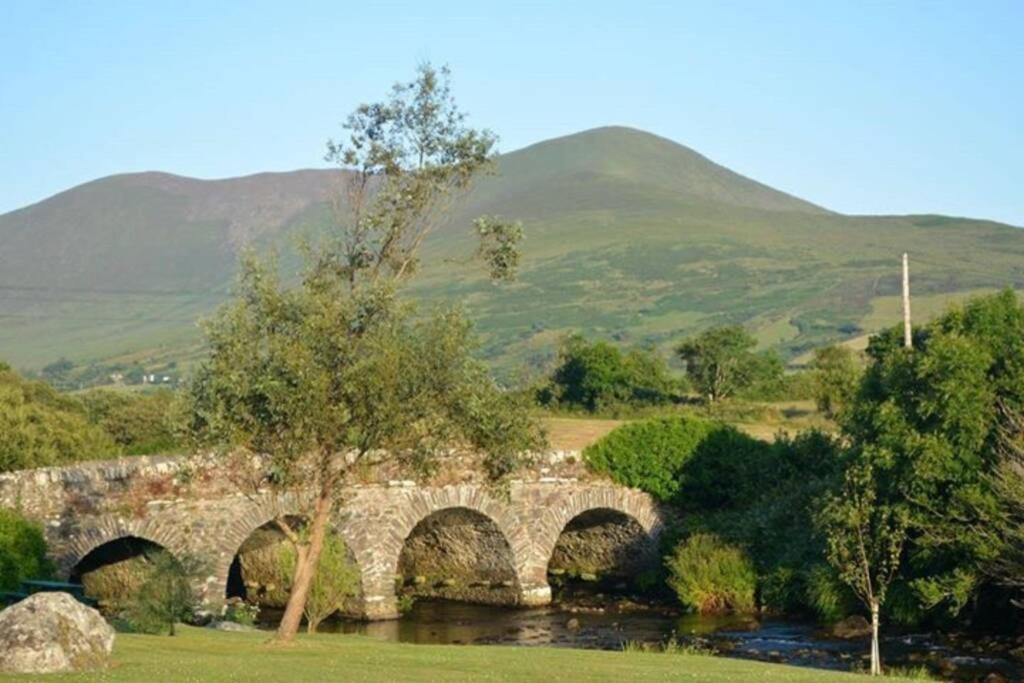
[578,290,1024,673]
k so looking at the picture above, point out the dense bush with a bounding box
[79,389,181,455]
[804,563,857,623]
[0,364,115,472]
[541,335,683,412]
[666,533,756,613]
[584,415,772,506]
[583,416,715,502]
[587,416,847,619]
[0,362,184,473]
[682,429,847,619]
[0,509,52,590]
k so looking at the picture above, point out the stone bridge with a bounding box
[0,454,667,620]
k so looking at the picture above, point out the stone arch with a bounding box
[527,487,664,594]
[365,486,532,612]
[211,494,371,618]
[211,494,308,602]
[60,513,188,579]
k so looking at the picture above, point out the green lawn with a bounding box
[0,626,909,682]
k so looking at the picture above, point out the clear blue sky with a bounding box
[2,1,1021,224]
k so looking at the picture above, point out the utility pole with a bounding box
[902,252,912,349]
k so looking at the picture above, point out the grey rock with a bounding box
[0,592,115,674]
[829,615,872,639]
[210,620,256,632]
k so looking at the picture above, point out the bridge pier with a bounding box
[357,594,400,621]
[519,582,552,607]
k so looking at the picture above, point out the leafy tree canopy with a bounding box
[543,335,682,412]
[842,289,1024,618]
[676,325,782,403]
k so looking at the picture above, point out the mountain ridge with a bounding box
[1,125,1021,376]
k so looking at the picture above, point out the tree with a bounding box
[985,411,1024,605]
[818,458,909,676]
[810,344,861,418]
[921,404,1024,610]
[841,291,1024,619]
[545,335,680,412]
[474,215,524,282]
[186,64,544,643]
[126,551,206,636]
[676,326,778,403]
[280,534,360,633]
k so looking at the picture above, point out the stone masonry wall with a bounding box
[0,454,666,620]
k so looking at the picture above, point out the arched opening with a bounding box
[226,516,363,624]
[547,508,652,599]
[397,507,518,606]
[70,536,170,612]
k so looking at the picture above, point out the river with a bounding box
[258,599,1022,681]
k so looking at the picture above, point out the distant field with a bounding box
[0,626,906,682]
[542,417,626,450]
[541,401,832,452]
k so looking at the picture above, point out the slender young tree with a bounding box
[818,459,909,676]
[186,64,543,642]
[127,551,207,636]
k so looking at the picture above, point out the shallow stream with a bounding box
[259,599,1022,681]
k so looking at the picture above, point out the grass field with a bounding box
[541,401,832,452]
[0,626,913,682]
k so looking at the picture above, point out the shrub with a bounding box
[0,509,52,590]
[583,416,716,502]
[804,563,855,623]
[396,593,417,614]
[222,599,260,626]
[666,533,756,614]
[759,566,804,615]
[0,365,115,472]
[279,535,360,633]
[124,551,205,636]
[79,389,181,455]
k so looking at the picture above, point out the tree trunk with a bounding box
[870,599,881,676]
[275,489,333,642]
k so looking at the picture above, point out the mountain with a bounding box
[1,126,1022,378]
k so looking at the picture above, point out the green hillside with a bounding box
[1,126,1022,379]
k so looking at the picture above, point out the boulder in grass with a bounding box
[0,592,115,674]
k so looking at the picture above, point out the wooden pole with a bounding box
[902,252,912,349]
